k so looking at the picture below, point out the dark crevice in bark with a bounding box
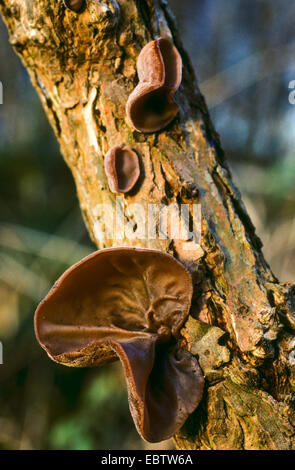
[134,0,155,35]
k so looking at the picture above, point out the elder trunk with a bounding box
[1,0,295,450]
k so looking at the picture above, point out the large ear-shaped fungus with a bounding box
[126,38,182,133]
[35,248,204,442]
[104,145,140,193]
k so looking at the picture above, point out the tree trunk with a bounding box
[1,0,295,450]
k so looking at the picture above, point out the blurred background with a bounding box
[0,0,294,450]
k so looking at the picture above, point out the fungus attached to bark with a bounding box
[34,247,204,442]
[104,145,140,193]
[126,38,182,133]
[63,0,84,12]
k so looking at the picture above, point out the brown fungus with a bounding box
[104,145,140,194]
[126,38,182,133]
[63,0,84,12]
[34,247,204,442]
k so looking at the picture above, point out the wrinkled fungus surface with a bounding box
[35,247,204,442]
[126,38,182,133]
[104,145,140,193]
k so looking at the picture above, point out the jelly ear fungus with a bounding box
[126,38,182,133]
[34,247,204,442]
[63,0,84,12]
[104,145,140,194]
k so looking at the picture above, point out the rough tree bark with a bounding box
[1,0,295,450]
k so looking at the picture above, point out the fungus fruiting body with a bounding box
[35,247,204,442]
[104,145,140,193]
[126,38,182,133]
[63,0,84,12]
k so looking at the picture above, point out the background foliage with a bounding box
[0,0,294,450]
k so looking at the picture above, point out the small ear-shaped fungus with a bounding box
[63,0,84,12]
[35,247,204,442]
[104,145,140,193]
[126,38,182,133]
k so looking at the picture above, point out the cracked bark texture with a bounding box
[1,0,295,450]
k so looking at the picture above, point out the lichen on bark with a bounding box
[1,0,295,449]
